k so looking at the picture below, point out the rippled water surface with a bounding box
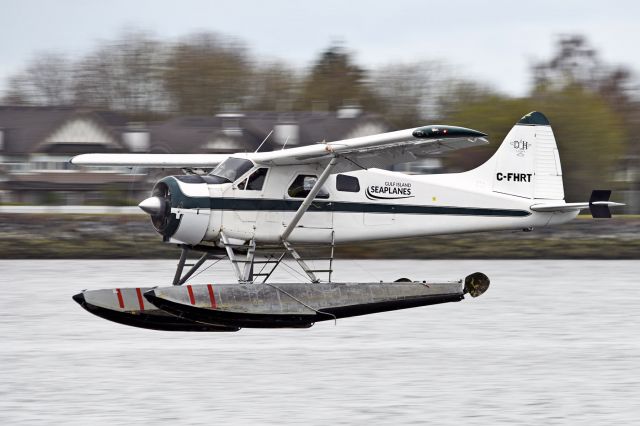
[1,259,639,425]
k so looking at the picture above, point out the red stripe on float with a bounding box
[187,285,196,305]
[135,288,145,310]
[207,284,217,309]
[115,288,125,309]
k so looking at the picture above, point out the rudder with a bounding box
[472,111,564,200]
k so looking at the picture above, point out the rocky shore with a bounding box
[1,214,638,259]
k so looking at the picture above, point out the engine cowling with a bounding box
[138,175,213,245]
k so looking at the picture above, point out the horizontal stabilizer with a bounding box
[530,190,624,218]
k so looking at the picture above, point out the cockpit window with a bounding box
[209,157,254,183]
[246,168,268,190]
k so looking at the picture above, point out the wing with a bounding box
[70,125,487,172]
[70,153,229,168]
[250,125,488,172]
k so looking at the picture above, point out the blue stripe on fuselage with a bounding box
[180,197,530,217]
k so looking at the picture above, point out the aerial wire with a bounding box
[255,130,274,153]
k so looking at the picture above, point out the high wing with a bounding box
[70,125,488,172]
[70,153,229,168]
[251,125,488,173]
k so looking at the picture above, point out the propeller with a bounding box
[138,196,163,215]
[140,181,172,234]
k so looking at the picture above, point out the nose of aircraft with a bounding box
[138,196,163,215]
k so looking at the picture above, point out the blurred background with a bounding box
[0,0,638,258]
[2,4,639,425]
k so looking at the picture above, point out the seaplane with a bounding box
[70,111,623,331]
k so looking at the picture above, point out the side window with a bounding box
[245,168,268,191]
[287,175,329,199]
[237,168,268,191]
[336,174,360,192]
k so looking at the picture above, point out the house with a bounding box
[0,106,390,205]
[0,106,152,204]
[148,109,389,154]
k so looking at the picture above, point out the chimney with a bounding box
[337,102,362,119]
[216,104,245,136]
[274,114,299,146]
[122,122,150,152]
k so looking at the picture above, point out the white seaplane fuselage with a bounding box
[168,164,577,246]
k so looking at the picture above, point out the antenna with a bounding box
[255,130,274,153]
[281,136,290,150]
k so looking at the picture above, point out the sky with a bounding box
[1,0,639,98]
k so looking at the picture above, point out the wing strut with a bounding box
[281,157,338,241]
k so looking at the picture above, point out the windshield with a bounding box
[209,157,254,183]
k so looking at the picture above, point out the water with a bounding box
[1,259,639,425]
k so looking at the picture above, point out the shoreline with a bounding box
[1,214,638,259]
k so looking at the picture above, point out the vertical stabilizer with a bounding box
[472,112,564,200]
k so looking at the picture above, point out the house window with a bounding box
[287,175,329,199]
[336,174,360,192]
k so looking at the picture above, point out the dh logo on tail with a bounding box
[510,139,531,157]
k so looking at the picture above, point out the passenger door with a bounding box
[232,168,269,223]
[284,174,333,229]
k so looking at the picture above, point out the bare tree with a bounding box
[246,60,300,111]
[372,61,461,125]
[73,30,169,113]
[163,32,252,115]
[4,53,74,105]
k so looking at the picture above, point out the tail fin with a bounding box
[472,111,564,200]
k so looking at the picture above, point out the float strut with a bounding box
[172,246,189,286]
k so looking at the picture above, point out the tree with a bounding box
[533,35,638,143]
[442,94,535,171]
[163,32,252,115]
[444,87,624,201]
[296,45,380,112]
[369,61,495,128]
[72,30,169,114]
[532,34,638,187]
[369,61,437,127]
[533,85,625,201]
[246,61,300,111]
[532,35,603,91]
[4,53,74,105]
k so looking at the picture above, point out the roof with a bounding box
[0,106,389,156]
[149,111,389,154]
[0,106,129,155]
[0,106,77,155]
